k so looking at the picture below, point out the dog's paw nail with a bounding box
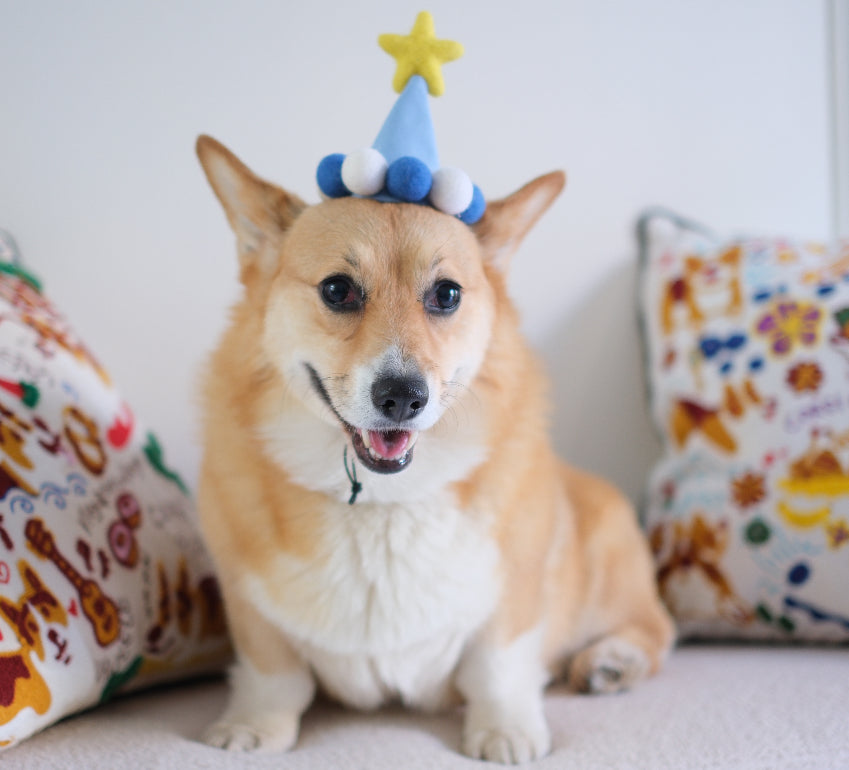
[203,722,292,753]
[463,727,550,765]
[203,723,259,751]
[573,636,651,694]
[589,664,624,691]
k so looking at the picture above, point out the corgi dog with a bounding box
[194,135,674,764]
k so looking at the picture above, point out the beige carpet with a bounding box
[6,644,848,769]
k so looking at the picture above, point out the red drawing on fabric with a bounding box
[32,416,69,461]
[47,629,71,664]
[98,549,110,579]
[108,492,142,568]
[25,518,120,647]
[76,539,94,572]
[145,560,227,656]
[0,561,68,722]
[107,403,134,449]
[0,378,39,408]
[0,514,13,550]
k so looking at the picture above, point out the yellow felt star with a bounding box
[378,11,464,97]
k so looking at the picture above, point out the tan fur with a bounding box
[195,135,674,761]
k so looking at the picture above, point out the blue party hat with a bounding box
[373,75,439,171]
[316,12,486,225]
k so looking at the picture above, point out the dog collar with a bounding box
[316,11,486,225]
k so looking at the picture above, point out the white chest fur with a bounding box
[243,496,500,709]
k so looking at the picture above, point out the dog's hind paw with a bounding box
[202,718,297,753]
[570,635,651,695]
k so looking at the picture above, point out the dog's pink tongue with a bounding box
[369,430,411,460]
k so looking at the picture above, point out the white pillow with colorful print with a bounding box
[0,242,230,750]
[639,210,849,641]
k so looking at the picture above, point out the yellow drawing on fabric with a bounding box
[754,298,823,358]
[801,243,849,285]
[378,11,464,96]
[0,561,67,725]
[779,475,849,497]
[776,500,833,529]
[0,403,38,497]
[775,431,849,530]
[779,434,849,497]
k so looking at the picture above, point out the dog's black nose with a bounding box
[371,375,429,423]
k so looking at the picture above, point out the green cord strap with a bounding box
[343,445,362,505]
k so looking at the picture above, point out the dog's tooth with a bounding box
[409,431,419,448]
[360,429,371,450]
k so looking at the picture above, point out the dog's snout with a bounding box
[371,375,429,423]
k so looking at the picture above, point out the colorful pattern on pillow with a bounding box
[639,210,849,641]
[0,260,230,749]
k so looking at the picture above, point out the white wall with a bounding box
[831,0,849,236]
[0,0,834,503]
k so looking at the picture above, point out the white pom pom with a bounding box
[341,149,388,196]
[429,167,473,216]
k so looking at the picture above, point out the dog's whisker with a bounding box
[436,379,480,432]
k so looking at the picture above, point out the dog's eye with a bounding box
[425,281,462,315]
[320,276,362,312]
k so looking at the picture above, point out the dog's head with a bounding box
[197,136,563,480]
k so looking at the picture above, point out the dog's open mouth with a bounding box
[306,364,420,475]
[347,426,419,474]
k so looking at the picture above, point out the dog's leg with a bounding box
[456,626,552,765]
[203,596,315,753]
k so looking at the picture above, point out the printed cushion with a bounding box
[639,210,849,641]
[0,258,230,749]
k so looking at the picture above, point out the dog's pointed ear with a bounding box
[196,135,307,282]
[472,171,565,271]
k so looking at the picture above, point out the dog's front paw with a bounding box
[203,715,298,753]
[462,708,551,764]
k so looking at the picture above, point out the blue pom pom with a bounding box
[386,157,432,202]
[458,184,485,224]
[317,154,350,198]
